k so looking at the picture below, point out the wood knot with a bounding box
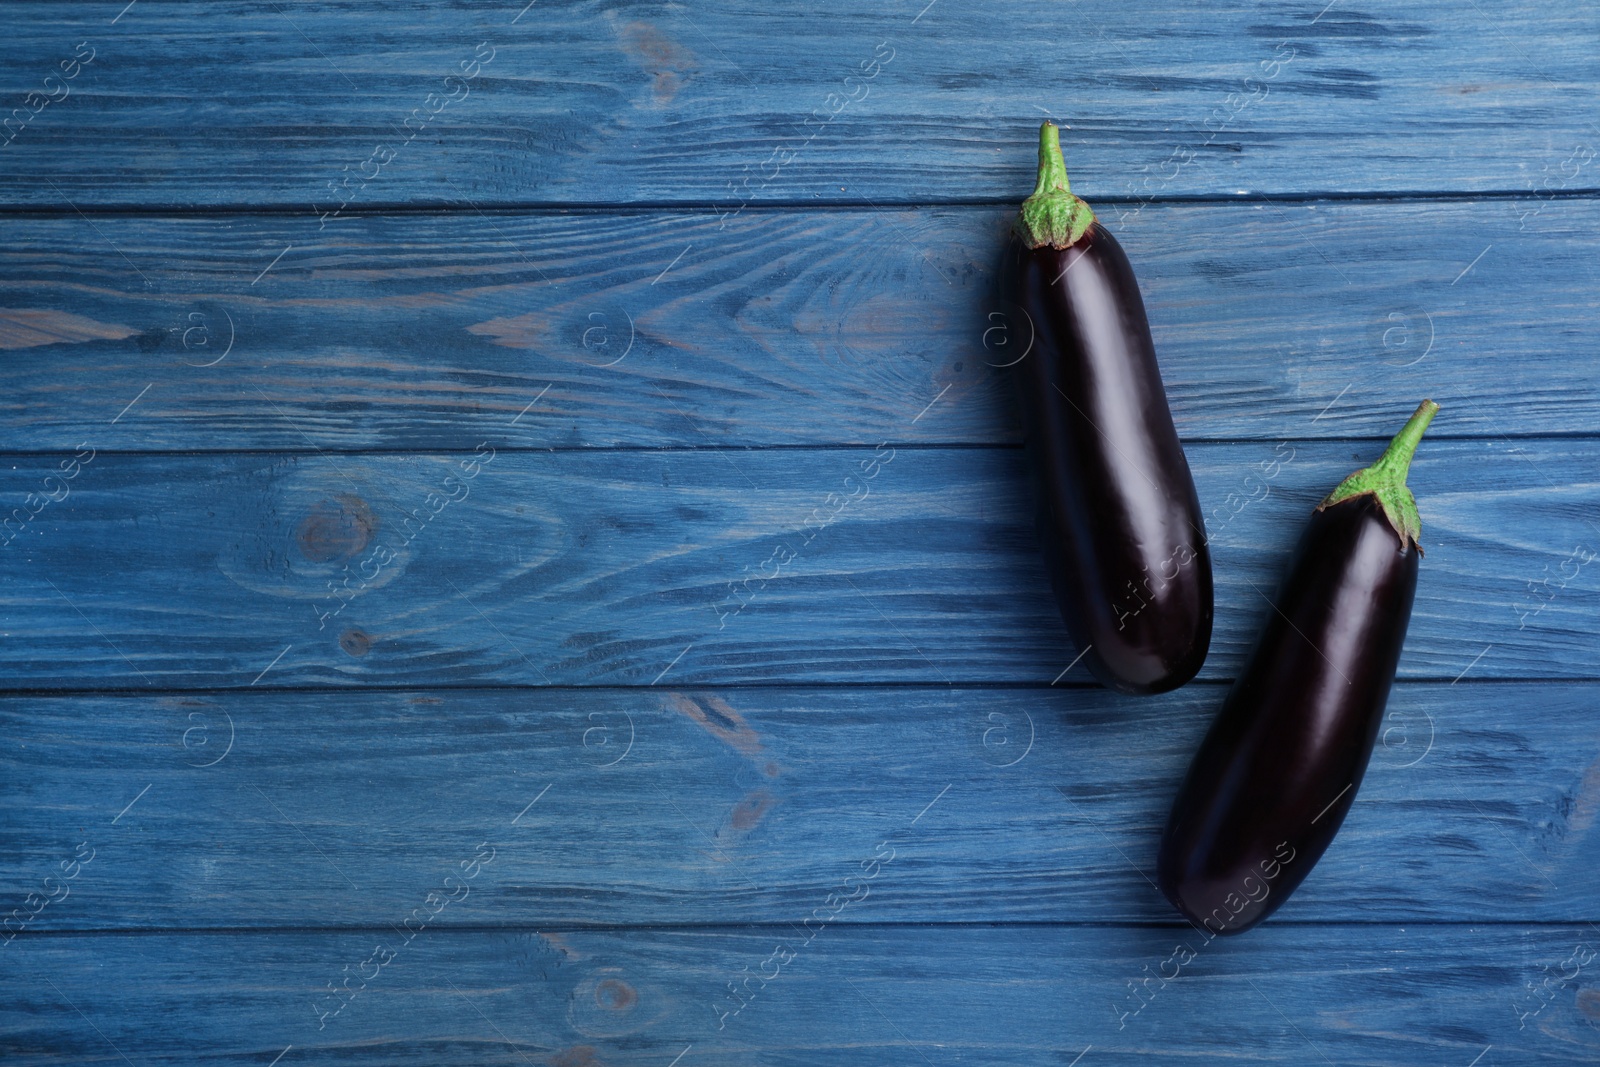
[594,977,637,1012]
[1578,987,1600,1023]
[339,629,371,657]
[729,789,774,831]
[549,1045,606,1067]
[615,22,697,106]
[296,494,376,562]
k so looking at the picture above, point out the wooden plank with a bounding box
[0,2,1595,206]
[1,682,1595,929]
[5,925,1598,1064]
[0,198,1593,450]
[0,441,1590,688]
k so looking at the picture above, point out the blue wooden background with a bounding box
[2,2,1598,1063]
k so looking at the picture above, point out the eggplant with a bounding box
[1156,400,1439,935]
[1006,121,1211,694]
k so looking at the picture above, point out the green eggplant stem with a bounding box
[1319,399,1440,552]
[1015,121,1097,250]
[1032,122,1071,197]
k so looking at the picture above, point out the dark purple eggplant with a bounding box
[1006,121,1211,695]
[1156,400,1439,935]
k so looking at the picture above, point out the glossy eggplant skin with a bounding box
[1007,222,1212,694]
[1156,494,1418,935]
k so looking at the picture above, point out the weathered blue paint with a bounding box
[0,683,1596,929]
[0,200,1591,449]
[1,2,1597,1063]
[0,442,1587,686]
[0,3,1594,206]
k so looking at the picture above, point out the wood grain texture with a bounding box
[6,925,1600,1065]
[1,683,1595,929]
[0,441,1589,688]
[0,2,1595,206]
[3,2,1597,1056]
[0,198,1593,449]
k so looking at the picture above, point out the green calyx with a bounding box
[1318,399,1440,553]
[1015,121,1097,250]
